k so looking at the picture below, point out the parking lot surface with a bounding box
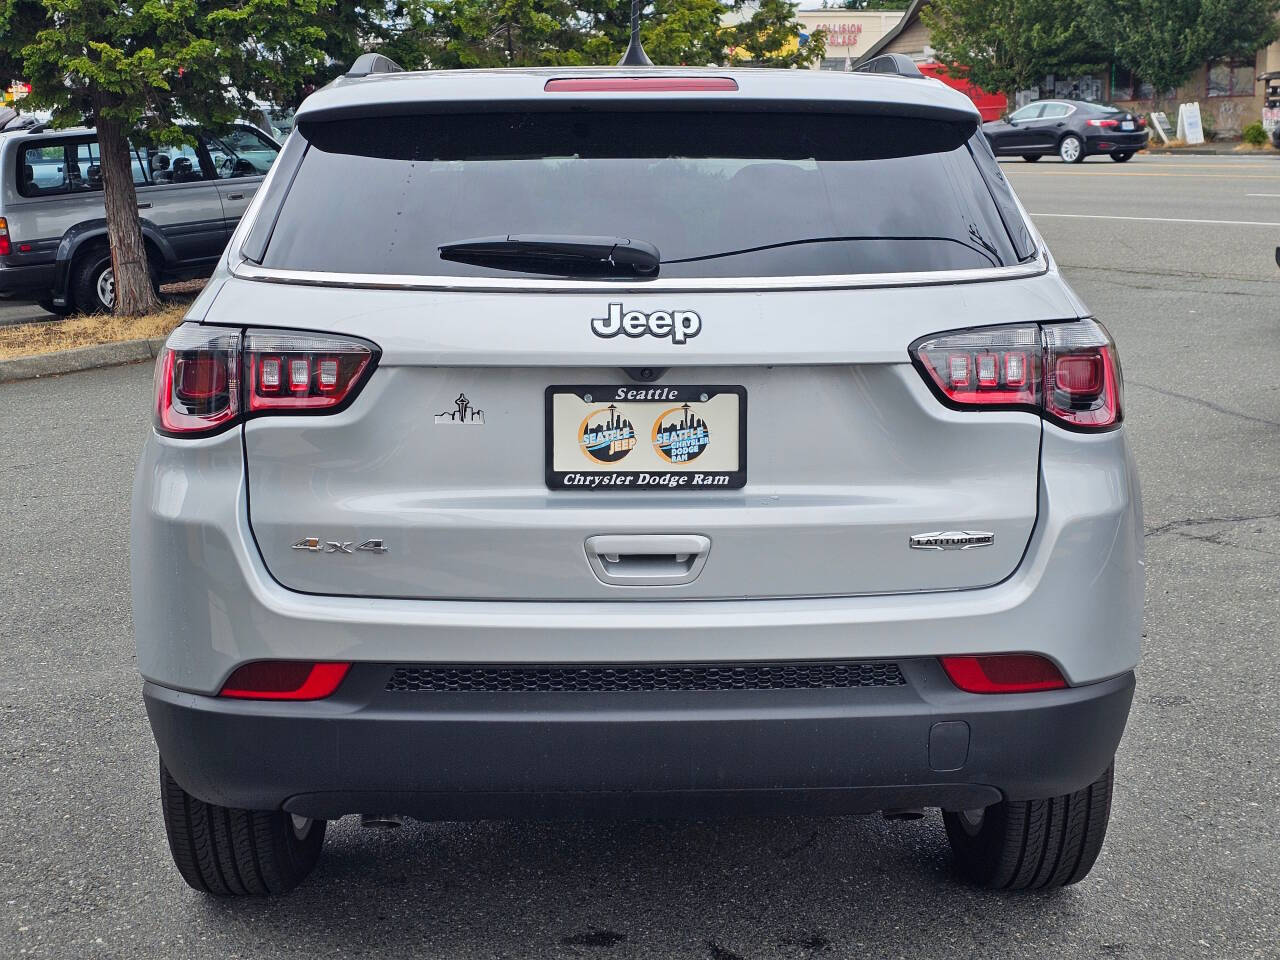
[2,153,1278,959]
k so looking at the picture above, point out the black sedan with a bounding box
[983,100,1148,163]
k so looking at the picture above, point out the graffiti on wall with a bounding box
[1207,98,1248,135]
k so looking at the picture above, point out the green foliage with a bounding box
[407,0,822,70]
[19,0,325,140]
[577,0,730,66]
[412,0,585,68]
[1084,0,1280,98]
[832,1,908,8]
[1,1,46,83]
[922,0,1105,100]
[725,0,825,67]
[1243,120,1267,145]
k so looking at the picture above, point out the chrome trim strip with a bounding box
[228,251,1048,294]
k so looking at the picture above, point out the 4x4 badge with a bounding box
[292,538,388,554]
[591,303,701,344]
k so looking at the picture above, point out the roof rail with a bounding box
[853,53,924,79]
[347,52,404,78]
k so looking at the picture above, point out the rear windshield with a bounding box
[259,111,1033,279]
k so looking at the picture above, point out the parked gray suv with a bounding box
[0,122,279,313]
[132,56,1142,896]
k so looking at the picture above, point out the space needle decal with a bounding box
[435,392,485,424]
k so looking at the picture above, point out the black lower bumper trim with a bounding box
[144,661,1134,820]
[0,261,56,299]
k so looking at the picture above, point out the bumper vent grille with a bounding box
[386,662,906,694]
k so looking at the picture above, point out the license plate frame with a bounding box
[545,384,747,491]
[1120,120,1135,131]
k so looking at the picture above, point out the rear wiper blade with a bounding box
[438,235,660,278]
[663,234,1000,269]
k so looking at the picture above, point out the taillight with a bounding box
[245,331,375,413]
[219,661,351,700]
[1042,322,1122,428]
[910,319,1122,430]
[154,324,379,437]
[0,217,10,257]
[1086,118,1119,128]
[940,655,1067,694]
[155,326,241,435]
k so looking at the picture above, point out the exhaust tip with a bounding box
[882,808,926,822]
[360,813,406,829]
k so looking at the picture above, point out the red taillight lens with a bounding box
[1042,321,1122,429]
[910,320,1122,430]
[155,327,241,436]
[219,661,351,700]
[940,655,1067,693]
[154,325,379,436]
[1086,118,1119,128]
[913,324,1041,407]
[246,331,375,413]
[0,217,11,257]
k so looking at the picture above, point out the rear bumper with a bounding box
[145,663,1134,820]
[0,261,55,299]
[1085,131,1148,153]
[132,424,1144,692]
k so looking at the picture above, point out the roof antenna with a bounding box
[618,0,654,66]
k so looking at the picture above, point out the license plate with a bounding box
[1121,121,1135,130]
[545,385,746,490]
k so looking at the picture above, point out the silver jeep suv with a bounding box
[132,56,1142,896]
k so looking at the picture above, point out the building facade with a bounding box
[795,8,906,71]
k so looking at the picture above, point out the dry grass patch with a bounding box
[0,302,188,361]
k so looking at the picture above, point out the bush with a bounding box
[1243,121,1268,146]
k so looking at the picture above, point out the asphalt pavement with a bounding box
[0,300,55,327]
[1,152,1278,959]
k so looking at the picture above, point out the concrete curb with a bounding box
[0,337,166,384]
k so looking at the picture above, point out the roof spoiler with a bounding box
[347,53,404,78]
[854,53,924,79]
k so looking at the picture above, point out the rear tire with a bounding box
[70,248,116,314]
[1021,155,1042,162]
[160,761,325,896]
[70,247,159,313]
[943,762,1114,890]
[1059,134,1085,163]
[1111,152,1134,163]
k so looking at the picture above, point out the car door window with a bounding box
[202,127,280,179]
[142,142,209,184]
[1039,104,1071,119]
[16,143,68,196]
[18,139,152,196]
[1009,105,1045,122]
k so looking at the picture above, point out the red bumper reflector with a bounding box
[544,77,738,93]
[219,661,351,700]
[940,655,1067,694]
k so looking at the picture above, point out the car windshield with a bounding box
[259,111,1030,279]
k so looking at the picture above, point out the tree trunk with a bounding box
[92,101,160,316]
